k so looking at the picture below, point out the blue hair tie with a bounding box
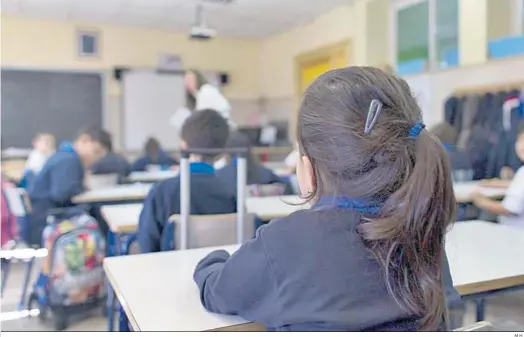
[407,121,425,139]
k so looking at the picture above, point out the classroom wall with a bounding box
[0,15,261,149]
[487,0,514,40]
[258,5,355,101]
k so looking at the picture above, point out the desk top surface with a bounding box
[453,181,506,202]
[127,171,178,183]
[104,220,524,331]
[100,204,143,233]
[72,183,153,203]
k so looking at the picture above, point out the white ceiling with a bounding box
[1,0,354,38]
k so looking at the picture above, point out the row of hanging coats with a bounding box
[444,86,524,180]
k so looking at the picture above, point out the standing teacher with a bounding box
[184,69,235,128]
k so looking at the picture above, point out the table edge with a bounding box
[456,274,524,296]
[104,260,141,331]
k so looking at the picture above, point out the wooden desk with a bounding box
[246,183,508,221]
[447,220,524,296]
[126,171,178,183]
[104,220,524,331]
[1,159,26,182]
[104,246,259,331]
[454,181,506,203]
[251,146,292,155]
[72,184,153,204]
[245,195,306,221]
[101,204,143,233]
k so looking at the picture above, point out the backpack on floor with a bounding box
[29,207,106,330]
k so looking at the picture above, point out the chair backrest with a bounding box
[248,183,286,197]
[171,213,255,250]
[86,173,119,190]
[3,187,31,217]
[454,321,493,332]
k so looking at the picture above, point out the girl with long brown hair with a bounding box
[193,67,456,331]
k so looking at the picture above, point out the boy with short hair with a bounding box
[90,134,131,183]
[138,109,236,253]
[27,127,111,245]
[472,123,524,229]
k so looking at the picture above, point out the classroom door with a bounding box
[298,46,348,94]
[300,59,332,94]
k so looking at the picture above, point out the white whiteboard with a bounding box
[122,71,185,151]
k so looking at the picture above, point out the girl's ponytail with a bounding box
[358,128,456,331]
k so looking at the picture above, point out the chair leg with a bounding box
[1,259,11,296]
[18,257,35,310]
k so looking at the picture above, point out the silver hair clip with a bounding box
[364,99,383,134]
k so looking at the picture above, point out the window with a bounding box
[77,30,100,57]
[394,0,458,75]
[436,0,459,68]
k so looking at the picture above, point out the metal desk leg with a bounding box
[119,305,130,332]
[107,281,116,332]
[475,298,486,321]
[18,257,34,310]
[1,259,11,296]
[106,230,116,331]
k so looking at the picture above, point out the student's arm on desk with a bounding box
[194,226,276,322]
[471,192,512,216]
[138,185,165,253]
[50,160,84,204]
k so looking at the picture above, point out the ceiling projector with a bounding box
[190,4,217,40]
[190,25,217,40]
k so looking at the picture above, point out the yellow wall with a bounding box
[487,0,514,40]
[258,5,355,99]
[459,0,488,66]
[0,15,260,99]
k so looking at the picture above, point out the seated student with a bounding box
[430,122,473,182]
[472,124,524,230]
[216,131,291,196]
[131,137,178,172]
[138,109,236,253]
[90,134,131,182]
[27,128,110,246]
[20,133,56,188]
[193,67,458,331]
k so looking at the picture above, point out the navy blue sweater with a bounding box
[90,152,131,181]
[194,207,454,331]
[138,163,236,253]
[28,146,84,245]
[131,152,178,172]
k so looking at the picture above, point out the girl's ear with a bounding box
[180,141,188,150]
[297,154,316,197]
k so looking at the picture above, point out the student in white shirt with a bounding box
[184,69,233,126]
[472,125,524,229]
[25,133,56,174]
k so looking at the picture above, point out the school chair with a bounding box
[454,321,494,331]
[85,173,119,190]
[2,187,37,310]
[169,213,256,250]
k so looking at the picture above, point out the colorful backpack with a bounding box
[30,208,106,329]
